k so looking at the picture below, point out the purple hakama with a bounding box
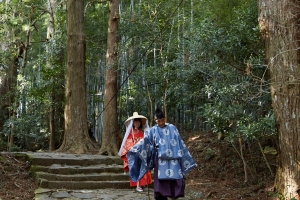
[153,155,185,199]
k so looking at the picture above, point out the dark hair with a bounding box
[133,118,143,129]
[155,107,165,119]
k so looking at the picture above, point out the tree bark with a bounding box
[58,0,97,154]
[0,57,18,150]
[258,0,300,198]
[0,22,18,148]
[46,0,56,152]
[0,61,16,117]
[0,1,17,144]
[99,0,119,156]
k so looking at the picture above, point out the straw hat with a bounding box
[124,112,147,126]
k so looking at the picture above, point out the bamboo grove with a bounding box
[0,0,272,167]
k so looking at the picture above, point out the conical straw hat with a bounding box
[124,112,147,126]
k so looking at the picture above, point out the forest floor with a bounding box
[0,131,277,200]
[183,131,276,200]
[0,152,37,200]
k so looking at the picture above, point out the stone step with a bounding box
[25,152,138,190]
[31,164,123,174]
[26,152,123,166]
[35,171,129,182]
[38,179,133,190]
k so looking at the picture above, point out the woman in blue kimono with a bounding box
[127,107,197,200]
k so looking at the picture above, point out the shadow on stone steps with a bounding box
[25,152,154,190]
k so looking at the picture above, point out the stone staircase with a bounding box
[25,152,133,190]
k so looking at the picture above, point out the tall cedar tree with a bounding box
[58,0,97,153]
[0,57,18,144]
[99,0,120,156]
[258,0,300,198]
[46,0,56,151]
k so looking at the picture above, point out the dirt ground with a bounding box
[0,152,37,200]
[183,131,276,200]
[0,131,276,200]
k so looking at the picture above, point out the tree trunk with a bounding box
[58,0,97,154]
[99,0,119,156]
[0,1,18,143]
[258,0,300,198]
[49,94,56,151]
[0,35,18,150]
[46,0,56,152]
[0,57,18,151]
[0,57,18,135]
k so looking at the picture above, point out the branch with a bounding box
[36,7,51,15]
[85,0,109,14]
[14,182,23,190]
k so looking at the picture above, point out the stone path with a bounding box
[34,188,193,200]
[25,152,195,200]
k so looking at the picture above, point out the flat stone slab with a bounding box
[26,152,122,166]
[52,191,71,198]
[70,191,97,199]
[33,189,193,200]
[27,152,112,159]
[34,188,53,194]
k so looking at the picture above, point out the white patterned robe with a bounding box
[128,123,197,182]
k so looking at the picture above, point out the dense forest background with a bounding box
[1,0,273,151]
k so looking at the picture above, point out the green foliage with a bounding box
[118,80,144,111]
[173,0,271,137]
[202,84,245,134]
[2,112,49,151]
[238,113,276,140]
[0,0,67,151]
[201,74,273,141]
[0,0,274,152]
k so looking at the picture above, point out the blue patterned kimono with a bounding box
[127,123,197,182]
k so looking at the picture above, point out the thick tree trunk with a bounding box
[0,57,18,150]
[0,2,20,148]
[99,0,119,156]
[47,0,56,152]
[258,0,300,198]
[0,57,18,132]
[58,0,97,154]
